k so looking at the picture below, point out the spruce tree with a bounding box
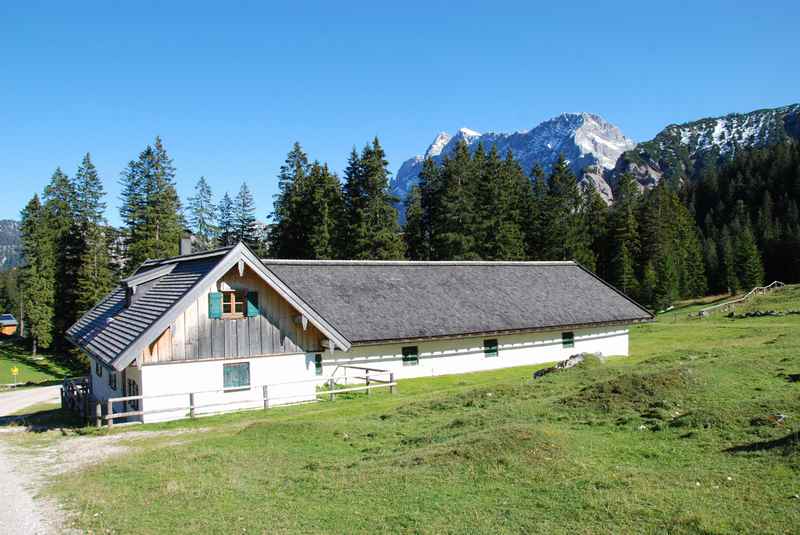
[429,140,478,260]
[268,143,310,258]
[73,154,114,317]
[20,195,55,356]
[735,224,764,289]
[187,177,217,250]
[120,137,183,270]
[42,167,79,349]
[296,162,345,259]
[233,182,258,248]
[216,193,235,247]
[343,138,405,259]
[718,227,738,294]
[543,155,592,264]
[608,173,640,295]
[404,185,427,260]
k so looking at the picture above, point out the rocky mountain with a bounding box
[0,220,22,271]
[392,112,636,214]
[613,103,800,188]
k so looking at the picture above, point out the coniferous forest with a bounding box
[3,135,800,367]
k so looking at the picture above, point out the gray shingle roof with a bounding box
[66,252,228,366]
[262,260,652,344]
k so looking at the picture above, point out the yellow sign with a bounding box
[10,367,18,377]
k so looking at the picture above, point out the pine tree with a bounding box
[718,227,738,294]
[233,182,258,248]
[187,177,217,250]
[404,185,427,260]
[120,137,183,270]
[542,155,592,263]
[20,195,55,356]
[73,154,114,317]
[343,138,405,259]
[296,162,345,259]
[42,167,79,349]
[268,143,310,258]
[216,193,235,247]
[428,140,478,260]
[525,164,548,259]
[580,185,609,273]
[475,147,526,260]
[735,224,764,289]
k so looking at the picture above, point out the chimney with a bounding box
[180,234,192,256]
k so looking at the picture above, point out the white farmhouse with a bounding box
[67,242,652,423]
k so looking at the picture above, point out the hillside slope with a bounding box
[33,286,800,534]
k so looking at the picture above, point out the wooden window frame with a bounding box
[402,346,419,366]
[562,331,575,349]
[221,290,246,319]
[484,338,499,358]
[223,362,251,391]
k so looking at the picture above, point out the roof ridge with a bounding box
[140,245,235,266]
[260,259,577,266]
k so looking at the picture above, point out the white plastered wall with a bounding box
[138,352,319,423]
[323,327,629,381]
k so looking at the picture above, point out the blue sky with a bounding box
[1,1,797,225]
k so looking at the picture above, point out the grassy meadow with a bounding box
[0,340,78,385]
[43,286,800,534]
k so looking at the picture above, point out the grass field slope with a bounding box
[0,341,77,386]
[47,286,800,534]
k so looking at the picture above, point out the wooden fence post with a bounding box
[95,401,102,428]
[389,372,396,395]
[329,378,335,401]
[189,392,195,418]
[263,385,269,410]
[366,372,371,396]
[107,399,113,428]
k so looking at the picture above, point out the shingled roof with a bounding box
[66,248,233,367]
[68,243,652,370]
[262,260,653,344]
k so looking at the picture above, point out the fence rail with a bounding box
[100,369,396,428]
[697,281,786,317]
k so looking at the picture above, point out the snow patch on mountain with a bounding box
[391,112,635,218]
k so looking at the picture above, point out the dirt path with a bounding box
[0,386,64,534]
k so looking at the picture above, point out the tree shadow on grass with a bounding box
[0,407,87,433]
[725,431,800,455]
[0,340,85,382]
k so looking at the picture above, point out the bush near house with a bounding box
[48,286,800,534]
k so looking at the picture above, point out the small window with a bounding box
[127,379,139,410]
[223,362,250,390]
[222,290,246,318]
[95,361,103,377]
[402,346,419,366]
[484,339,498,358]
[562,332,575,349]
[108,371,117,390]
[314,354,323,376]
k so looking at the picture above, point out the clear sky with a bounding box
[1,1,797,225]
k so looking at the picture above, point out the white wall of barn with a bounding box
[323,327,629,381]
[138,352,319,423]
[106,325,629,423]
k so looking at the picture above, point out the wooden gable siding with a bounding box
[140,264,324,365]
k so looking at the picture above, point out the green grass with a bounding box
[43,287,800,534]
[0,340,78,386]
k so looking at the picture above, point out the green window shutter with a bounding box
[402,346,419,366]
[246,291,259,317]
[484,339,498,358]
[314,354,323,376]
[208,292,222,319]
[562,332,575,349]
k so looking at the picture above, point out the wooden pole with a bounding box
[107,399,113,428]
[189,392,195,418]
[366,372,371,396]
[95,401,102,428]
[389,372,396,394]
[263,385,269,409]
[328,378,335,401]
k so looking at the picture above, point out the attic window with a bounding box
[222,291,246,318]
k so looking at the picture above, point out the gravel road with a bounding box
[0,385,64,534]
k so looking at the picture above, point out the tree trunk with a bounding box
[32,338,37,358]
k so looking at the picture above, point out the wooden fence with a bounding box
[697,281,786,317]
[98,367,396,428]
